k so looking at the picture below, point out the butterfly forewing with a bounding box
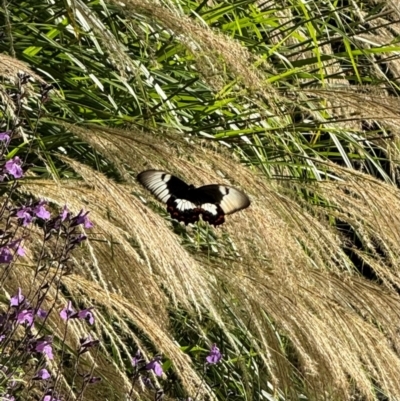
[137,170,190,203]
[196,185,250,215]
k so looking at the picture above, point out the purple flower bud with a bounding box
[132,349,143,367]
[73,210,93,228]
[205,344,222,364]
[33,368,50,380]
[70,234,87,246]
[60,301,74,321]
[10,288,25,307]
[145,356,163,377]
[0,247,12,264]
[79,334,100,354]
[5,156,23,179]
[60,205,69,222]
[37,308,48,319]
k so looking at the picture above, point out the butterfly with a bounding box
[137,170,250,226]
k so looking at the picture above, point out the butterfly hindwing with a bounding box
[137,170,250,226]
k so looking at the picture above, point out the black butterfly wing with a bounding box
[137,170,201,224]
[193,185,251,226]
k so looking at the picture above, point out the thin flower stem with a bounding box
[191,364,208,401]
[76,346,100,401]
[128,371,140,399]
[53,316,70,393]
[65,352,81,401]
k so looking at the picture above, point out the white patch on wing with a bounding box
[175,199,196,211]
[201,203,218,215]
[138,171,172,203]
[219,186,229,196]
[219,187,250,214]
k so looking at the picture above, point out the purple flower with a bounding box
[60,301,74,321]
[0,335,5,342]
[206,344,222,364]
[0,247,12,264]
[132,349,143,367]
[77,308,95,325]
[60,205,69,222]
[5,157,23,179]
[10,288,25,307]
[74,210,93,228]
[9,240,25,256]
[60,302,95,325]
[145,356,163,377]
[37,308,48,319]
[0,132,10,143]
[17,309,34,326]
[0,242,26,264]
[33,368,50,380]
[16,207,33,226]
[35,337,54,359]
[34,201,50,220]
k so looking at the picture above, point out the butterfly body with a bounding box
[137,170,250,226]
